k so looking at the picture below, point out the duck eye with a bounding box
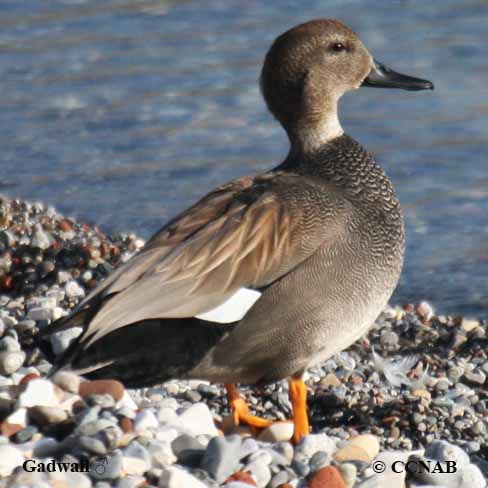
[331,42,346,52]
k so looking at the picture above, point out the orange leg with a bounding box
[288,377,310,444]
[225,383,273,429]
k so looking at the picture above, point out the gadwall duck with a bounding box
[42,19,433,443]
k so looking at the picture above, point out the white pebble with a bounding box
[31,224,52,250]
[223,483,258,488]
[460,464,486,488]
[0,444,24,476]
[65,280,85,298]
[118,390,139,411]
[64,472,92,488]
[18,379,59,408]
[158,407,178,424]
[50,327,83,355]
[0,350,25,375]
[52,371,80,394]
[258,421,293,443]
[295,433,337,458]
[0,313,17,328]
[416,301,434,320]
[148,441,177,468]
[6,408,28,427]
[155,428,180,444]
[122,456,149,476]
[27,307,54,321]
[57,271,72,284]
[134,409,159,432]
[159,466,208,488]
[178,403,218,437]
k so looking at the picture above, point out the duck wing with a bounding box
[45,170,351,352]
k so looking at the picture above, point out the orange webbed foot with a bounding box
[289,377,310,444]
[225,380,310,444]
[225,383,273,429]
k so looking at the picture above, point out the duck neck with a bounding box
[286,106,344,156]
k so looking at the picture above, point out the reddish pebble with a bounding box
[58,219,73,232]
[0,275,12,290]
[1,422,24,438]
[278,485,293,488]
[403,303,415,312]
[100,242,111,257]
[309,466,347,488]
[119,417,133,433]
[225,471,256,486]
[79,379,125,402]
[20,373,41,385]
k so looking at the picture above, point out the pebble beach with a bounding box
[0,195,486,488]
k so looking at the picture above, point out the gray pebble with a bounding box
[434,378,450,392]
[91,450,122,480]
[13,425,37,443]
[0,336,21,352]
[50,327,83,355]
[124,440,151,464]
[291,456,310,477]
[247,449,273,466]
[309,450,330,473]
[447,366,464,383]
[239,437,259,460]
[272,442,294,464]
[269,471,289,488]
[77,407,101,426]
[265,447,290,467]
[78,418,117,437]
[94,482,111,488]
[27,306,54,321]
[200,434,242,483]
[78,435,108,456]
[380,331,399,348]
[185,389,202,403]
[425,440,470,468]
[16,319,36,332]
[171,434,205,467]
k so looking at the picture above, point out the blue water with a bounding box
[1,0,487,318]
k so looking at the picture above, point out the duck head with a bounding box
[260,19,433,152]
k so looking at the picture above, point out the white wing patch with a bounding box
[196,288,261,323]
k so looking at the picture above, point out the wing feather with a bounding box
[56,171,350,351]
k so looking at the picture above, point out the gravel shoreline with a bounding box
[0,195,486,488]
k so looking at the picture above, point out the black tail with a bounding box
[44,317,234,388]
